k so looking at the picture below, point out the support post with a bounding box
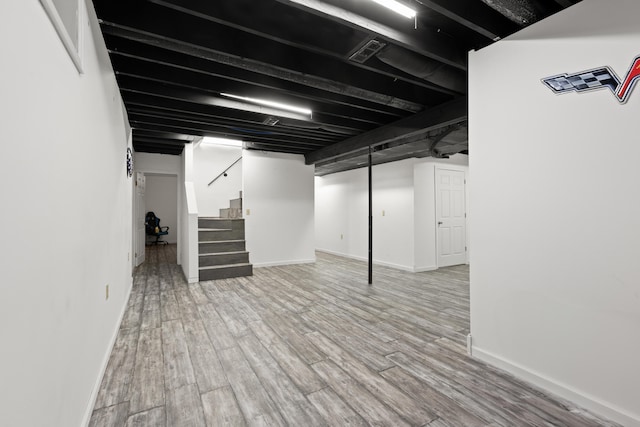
[368,145,373,285]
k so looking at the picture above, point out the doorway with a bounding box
[134,172,146,267]
[435,167,467,267]
[144,174,178,248]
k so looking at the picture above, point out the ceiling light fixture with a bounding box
[201,137,243,147]
[369,0,416,18]
[220,93,312,116]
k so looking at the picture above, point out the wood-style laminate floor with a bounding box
[90,245,618,427]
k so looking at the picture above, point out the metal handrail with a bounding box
[207,157,242,186]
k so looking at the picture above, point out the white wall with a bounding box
[145,175,178,243]
[469,1,640,425]
[315,155,468,271]
[180,143,199,283]
[314,170,350,256]
[135,152,181,175]
[193,143,243,216]
[315,159,417,270]
[0,2,132,426]
[243,151,315,267]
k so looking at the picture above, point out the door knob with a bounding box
[438,221,443,225]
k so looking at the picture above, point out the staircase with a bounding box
[219,195,242,219]
[198,194,252,281]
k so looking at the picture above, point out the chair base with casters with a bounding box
[145,211,170,246]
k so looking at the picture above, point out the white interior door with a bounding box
[134,172,146,266]
[436,168,467,267]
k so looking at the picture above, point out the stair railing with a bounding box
[208,157,242,187]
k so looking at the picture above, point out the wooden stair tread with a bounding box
[199,251,248,256]
[199,263,252,270]
[199,239,245,244]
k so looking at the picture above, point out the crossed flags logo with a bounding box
[542,55,640,104]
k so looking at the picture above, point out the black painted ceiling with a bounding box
[92,0,580,175]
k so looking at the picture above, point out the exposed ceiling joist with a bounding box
[271,0,467,70]
[122,92,360,138]
[151,0,469,92]
[107,44,421,116]
[129,114,331,147]
[414,0,518,41]
[111,59,407,123]
[91,0,579,165]
[305,96,467,165]
[100,23,447,110]
[128,107,337,144]
[313,124,466,176]
[116,76,379,131]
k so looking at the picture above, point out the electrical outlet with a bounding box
[382,210,385,216]
[340,233,343,240]
[106,284,109,300]
[246,208,251,215]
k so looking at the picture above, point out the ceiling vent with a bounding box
[262,116,280,126]
[348,39,387,64]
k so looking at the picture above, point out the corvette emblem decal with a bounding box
[542,55,640,104]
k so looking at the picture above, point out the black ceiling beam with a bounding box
[244,141,310,155]
[132,139,184,155]
[99,21,453,106]
[270,0,466,70]
[121,90,368,137]
[132,135,187,143]
[414,0,518,41]
[133,129,194,141]
[150,0,364,58]
[110,56,407,123]
[129,117,330,150]
[115,76,379,132]
[151,0,466,90]
[122,92,360,137]
[305,96,468,164]
[106,42,422,115]
[133,140,185,151]
[126,102,352,141]
[313,124,458,170]
[132,139,184,148]
[95,0,460,95]
[127,107,339,144]
[133,141,183,148]
[128,116,330,151]
[97,16,454,105]
[134,147,184,155]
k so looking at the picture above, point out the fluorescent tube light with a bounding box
[369,0,416,18]
[201,137,243,147]
[220,93,312,116]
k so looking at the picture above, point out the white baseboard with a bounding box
[371,259,415,272]
[81,279,133,427]
[473,346,640,427]
[253,258,316,268]
[316,248,363,260]
[414,265,438,273]
[316,249,432,273]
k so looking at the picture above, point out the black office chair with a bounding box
[145,211,169,245]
